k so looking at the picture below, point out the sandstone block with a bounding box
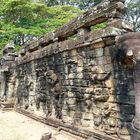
[41,132,52,140]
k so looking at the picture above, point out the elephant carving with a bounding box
[116,32,140,134]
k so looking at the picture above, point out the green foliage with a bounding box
[126,0,140,31]
[0,0,81,51]
[68,34,77,41]
[91,22,107,31]
[14,45,22,52]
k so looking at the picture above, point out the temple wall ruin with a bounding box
[0,1,136,140]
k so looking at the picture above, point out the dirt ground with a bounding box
[0,111,83,140]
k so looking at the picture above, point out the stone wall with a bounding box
[1,0,135,140]
[15,36,134,139]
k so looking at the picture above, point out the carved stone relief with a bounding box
[81,60,120,134]
[34,63,63,119]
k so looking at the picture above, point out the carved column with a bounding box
[133,53,140,139]
[126,51,140,132]
[116,32,140,139]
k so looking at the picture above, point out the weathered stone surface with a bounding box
[41,132,52,140]
[0,1,135,140]
[17,27,125,65]
[108,19,133,31]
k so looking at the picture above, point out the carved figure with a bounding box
[85,61,111,103]
[35,68,62,119]
[35,75,47,110]
[45,70,62,119]
[84,60,116,131]
[93,103,110,129]
[93,102,119,135]
[28,82,35,108]
[16,76,30,109]
[34,62,48,112]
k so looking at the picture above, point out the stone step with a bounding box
[0,101,15,110]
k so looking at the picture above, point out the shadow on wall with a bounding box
[110,45,135,139]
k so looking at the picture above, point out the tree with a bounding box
[126,0,140,31]
[0,0,81,52]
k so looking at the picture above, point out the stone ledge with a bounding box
[17,27,124,65]
[108,19,133,31]
[53,1,125,39]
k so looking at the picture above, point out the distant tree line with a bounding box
[44,0,102,9]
